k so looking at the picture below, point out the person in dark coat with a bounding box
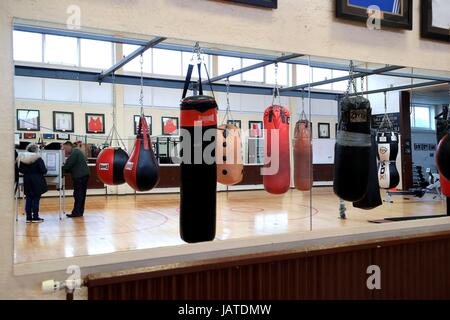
[18,144,48,223]
[14,150,19,192]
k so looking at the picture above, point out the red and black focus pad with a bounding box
[334,96,372,202]
[293,120,312,191]
[96,147,129,185]
[263,105,291,195]
[180,95,218,243]
[441,174,450,198]
[437,133,450,181]
[124,115,160,191]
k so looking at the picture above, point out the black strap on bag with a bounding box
[182,63,203,99]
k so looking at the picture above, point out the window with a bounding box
[80,39,113,70]
[44,35,78,66]
[266,63,288,86]
[242,59,264,83]
[122,44,152,73]
[217,56,241,81]
[13,31,43,63]
[296,65,311,87]
[312,68,332,90]
[331,70,349,92]
[153,48,182,76]
[182,52,211,79]
[411,106,435,130]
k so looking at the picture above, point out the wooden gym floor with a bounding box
[15,188,446,264]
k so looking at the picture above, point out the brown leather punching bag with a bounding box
[217,124,243,185]
[294,119,312,191]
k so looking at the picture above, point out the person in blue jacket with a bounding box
[18,144,48,223]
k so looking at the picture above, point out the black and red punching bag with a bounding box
[179,63,218,243]
[293,119,312,191]
[96,147,129,185]
[124,115,160,191]
[263,105,291,195]
[437,133,450,181]
[334,96,372,202]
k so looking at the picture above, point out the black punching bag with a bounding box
[179,63,218,243]
[353,131,382,210]
[334,96,372,202]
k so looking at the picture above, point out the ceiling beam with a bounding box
[348,80,449,96]
[15,65,341,101]
[281,65,404,92]
[98,37,166,81]
[203,54,303,84]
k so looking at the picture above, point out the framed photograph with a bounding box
[134,115,152,135]
[336,0,413,30]
[318,123,331,139]
[57,133,71,141]
[43,133,55,140]
[227,119,242,129]
[162,117,179,136]
[16,109,40,131]
[421,0,450,42]
[224,0,277,9]
[85,113,105,134]
[249,121,263,138]
[53,111,74,133]
[23,132,37,139]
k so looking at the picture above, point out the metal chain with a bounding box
[221,77,233,124]
[346,60,358,96]
[139,53,145,115]
[272,63,281,106]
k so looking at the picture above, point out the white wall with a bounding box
[1,0,449,299]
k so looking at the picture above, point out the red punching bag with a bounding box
[124,115,160,191]
[437,133,450,181]
[96,147,129,185]
[263,105,291,194]
[294,119,312,191]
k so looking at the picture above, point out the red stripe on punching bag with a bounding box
[180,108,217,127]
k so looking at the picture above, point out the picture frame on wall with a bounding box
[134,115,152,135]
[249,121,263,138]
[16,109,40,131]
[223,0,277,9]
[85,113,105,134]
[23,132,37,139]
[162,117,179,136]
[43,133,55,140]
[53,111,74,133]
[421,0,450,42]
[57,133,71,141]
[318,123,331,139]
[336,0,413,30]
[227,119,242,129]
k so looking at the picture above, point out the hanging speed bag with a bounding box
[441,174,450,198]
[96,147,129,185]
[293,120,312,191]
[333,96,372,202]
[217,124,243,186]
[353,132,382,210]
[437,133,450,181]
[376,132,399,162]
[124,115,160,191]
[180,95,218,243]
[263,105,291,195]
